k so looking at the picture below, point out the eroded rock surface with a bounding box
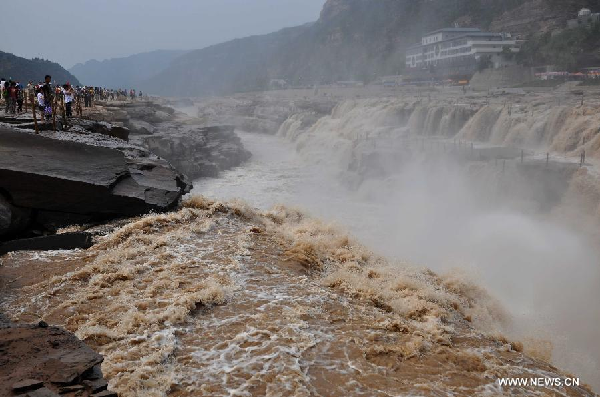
[87,101,252,179]
[0,126,190,238]
[0,318,116,397]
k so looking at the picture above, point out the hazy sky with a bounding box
[1,0,325,68]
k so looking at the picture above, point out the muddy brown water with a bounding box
[0,199,595,397]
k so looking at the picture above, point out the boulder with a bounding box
[0,233,94,256]
[0,321,109,396]
[0,127,190,238]
[73,120,129,141]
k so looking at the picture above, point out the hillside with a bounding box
[146,25,311,97]
[518,20,600,70]
[69,50,187,89]
[0,51,79,85]
[143,0,597,97]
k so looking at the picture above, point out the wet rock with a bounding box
[12,379,44,392]
[0,233,93,256]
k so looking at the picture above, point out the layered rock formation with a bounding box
[86,101,252,179]
[0,124,190,239]
[0,318,116,397]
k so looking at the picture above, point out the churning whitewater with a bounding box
[2,95,599,397]
[6,1,600,396]
[192,96,600,393]
[1,197,594,397]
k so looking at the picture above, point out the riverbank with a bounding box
[0,100,249,240]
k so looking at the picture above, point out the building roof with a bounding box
[463,32,505,38]
[407,31,509,52]
[423,27,481,37]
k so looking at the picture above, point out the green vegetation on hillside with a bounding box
[0,51,79,85]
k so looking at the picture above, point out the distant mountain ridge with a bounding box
[139,0,596,97]
[0,51,79,85]
[69,50,188,88]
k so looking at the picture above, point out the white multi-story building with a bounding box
[405,28,520,78]
[567,8,600,29]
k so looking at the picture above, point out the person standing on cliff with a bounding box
[83,87,91,108]
[36,87,44,110]
[63,83,74,117]
[26,81,34,104]
[15,83,23,113]
[8,81,17,114]
[0,78,6,106]
[3,81,11,113]
[42,75,53,118]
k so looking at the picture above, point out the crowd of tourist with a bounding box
[0,75,144,120]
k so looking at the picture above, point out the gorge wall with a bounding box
[142,0,597,97]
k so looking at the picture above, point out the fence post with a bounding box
[31,94,39,134]
[52,97,57,132]
[521,149,524,164]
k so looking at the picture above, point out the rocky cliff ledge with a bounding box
[86,101,252,179]
[0,122,191,239]
[0,315,117,397]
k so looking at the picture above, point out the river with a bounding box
[192,129,600,391]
